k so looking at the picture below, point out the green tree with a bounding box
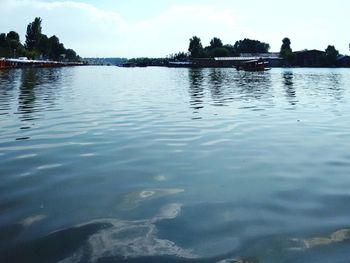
[6,31,20,42]
[25,17,42,51]
[210,47,229,57]
[325,45,339,66]
[280,37,294,64]
[0,33,8,57]
[280,38,292,57]
[223,44,238,56]
[65,49,78,61]
[233,38,270,54]
[37,34,50,58]
[188,36,203,58]
[6,31,22,57]
[0,33,6,46]
[209,37,223,49]
[169,51,189,61]
[1,17,79,61]
[48,35,65,60]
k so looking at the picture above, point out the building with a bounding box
[336,55,350,67]
[293,50,326,67]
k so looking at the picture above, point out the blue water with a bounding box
[1,67,350,263]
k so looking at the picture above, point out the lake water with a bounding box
[1,66,350,263]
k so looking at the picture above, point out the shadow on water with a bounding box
[188,68,205,116]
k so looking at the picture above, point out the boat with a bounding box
[0,58,5,69]
[0,57,83,69]
[236,58,270,71]
[168,61,195,68]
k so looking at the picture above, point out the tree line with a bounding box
[167,36,343,67]
[0,17,80,62]
[167,36,270,60]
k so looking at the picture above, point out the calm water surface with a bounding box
[1,66,350,262]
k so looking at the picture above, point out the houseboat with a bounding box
[0,57,84,69]
[236,59,270,71]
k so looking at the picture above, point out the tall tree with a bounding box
[233,38,270,54]
[65,49,77,61]
[188,36,203,58]
[6,31,21,57]
[48,35,65,60]
[280,37,293,63]
[280,38,292,56]
[37,34,50,58]
[0,33,6,46]
[6,31,20,42]
[209,37,223,49]
[0,33,8,57]
[325,45,339,66]
[25,17,42,51]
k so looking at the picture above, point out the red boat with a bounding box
[236,58,270,71]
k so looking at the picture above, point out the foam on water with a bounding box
[118,188,185,210]
[59,203,196,262]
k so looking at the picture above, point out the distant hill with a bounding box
[84,57,128,66]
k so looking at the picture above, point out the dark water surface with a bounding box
[1,67,350,262]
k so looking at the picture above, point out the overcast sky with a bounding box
[1,0,349,58]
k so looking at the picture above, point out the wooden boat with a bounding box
[0,58,6,69]
[236,59,270,71]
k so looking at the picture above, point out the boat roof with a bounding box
[169,61,193,65]
[5,59,61,64]
[215,56,282,61]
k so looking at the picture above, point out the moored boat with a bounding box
[0,57,84,69]
[236,58,270,71]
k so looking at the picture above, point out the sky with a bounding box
[0,0,349,58]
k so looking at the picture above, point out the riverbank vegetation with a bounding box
[127,37,272,66]
[126,35,347,67]
[0,17,80,62]
[187,36,270,58]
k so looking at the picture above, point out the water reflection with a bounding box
[18,69,38,121]
[0,70,21,116]
[327,72,343,101]
[17,68,63,122]
[208,68,225,106]
[282,70,297,106]
[188,69,205,115]
[235,71,272,103]
[188,69,274,114]
[1,67,350,263]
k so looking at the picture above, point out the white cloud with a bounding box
[1,0,348,57]
[0,0,242,57]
